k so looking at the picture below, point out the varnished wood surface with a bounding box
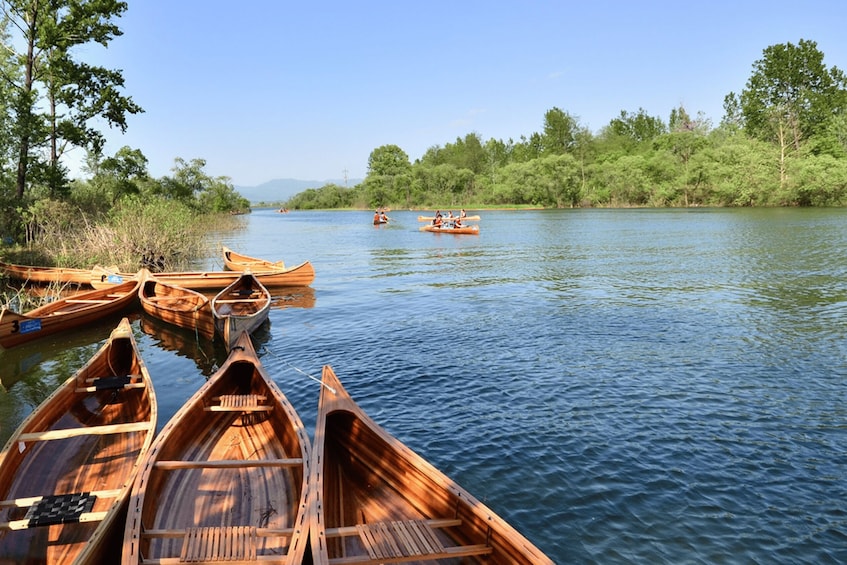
[222,246,286,272]
[90,262,315,291]
[138,271,216,341]
[0,277,140,348]
[309,366,554,565]
[0,318,157,564]
[418,224,480,235]
[212,272,272,351]
[122,331,310,565]
[0,261,96,285]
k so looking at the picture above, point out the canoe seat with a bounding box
[76,374,145,393]
[180,526,258,562]
[326,519,493,564]
[206,394,273,412]
[214,298,265,304]
[0,493,106,531]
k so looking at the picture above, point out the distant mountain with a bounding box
[234,178,362,204]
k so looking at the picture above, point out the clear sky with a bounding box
[80,0,847,187]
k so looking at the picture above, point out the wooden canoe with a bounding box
[309,365,555,565]
[91,261,315,291]
[0,276,140,349]
[0,317,157,564]
[419,224,480,235]
[0,261,95,285]
[418,214,480,222]
[122,331,311,565]
[137,269,215,341]
[222,246,286,272]
[212,271,272,351]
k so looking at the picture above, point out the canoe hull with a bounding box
[310,366,554,564]
[0,318,157,564]
[0,261,94,285]
[0,278,140,349]
[138,275,215,341]
[91,262,315,291]
[419,224,480,235]
[222,246,286,272]
[211,272,271,350]
[122,331,310,565]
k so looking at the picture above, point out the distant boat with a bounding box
[419,224,480,235]
[309,365,555,564]
[0,317,157,564]
[122,331,310,565]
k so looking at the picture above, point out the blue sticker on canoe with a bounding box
[19,318,42,334]
[106,274,123,283]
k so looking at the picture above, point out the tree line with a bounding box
[0,0,248,251]
[287,39,847,211]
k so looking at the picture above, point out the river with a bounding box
[1,207,846,563]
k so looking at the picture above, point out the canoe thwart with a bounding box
[179,526,258,562]
[325,519,492,564]
[152,458,303,470]
[17,421,153,442]
[205,394,273,412]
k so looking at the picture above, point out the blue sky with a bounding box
[81,0,847,186]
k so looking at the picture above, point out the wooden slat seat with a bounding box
[180,526,258,562]
[325,519,492,564]
[206,395,272,412]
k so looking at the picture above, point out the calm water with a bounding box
[2,208,846,564]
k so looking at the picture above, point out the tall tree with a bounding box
[740,39,847,152]
[1,0,141,199]
[541,107,579,155]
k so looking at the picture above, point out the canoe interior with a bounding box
[0,323,154,564]
[212,274,271,350]
[317,366,554,564]
[130,359,306,562]
[139,279,215,341]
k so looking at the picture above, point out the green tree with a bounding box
[740,39,847,152]
[1,0,141,199]
[541,107,579,155]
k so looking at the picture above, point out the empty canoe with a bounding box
[309,365,554,564]
[122,331,310,564]
[0,317,157,564]
[211,271,271,351]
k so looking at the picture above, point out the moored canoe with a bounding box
[122,331,310,564]
[0,317,157,564]
[222,246,286,272]
[211,271,271,351]
[137,269,215,341]
[309,365,554,564]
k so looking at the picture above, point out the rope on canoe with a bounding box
[258,347,336,394]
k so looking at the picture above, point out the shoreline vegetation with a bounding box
[2,20,846,316]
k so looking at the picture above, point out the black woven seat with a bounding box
[24,493,97,527]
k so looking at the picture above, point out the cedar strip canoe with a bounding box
[122,331,311,565]
[0,261,95,285]
[222,246,286,272]
[0,317,157,564]
[138,269,215,341]
[419,224,480,235]
[0,276,140,349]
[91,261,315,291]
[309,365,555,565]
[212,271,272,351]
[417,215,480,222]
